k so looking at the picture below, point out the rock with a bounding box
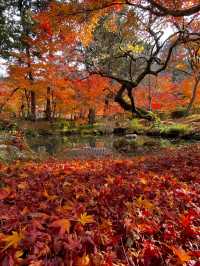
[191,132,200,140]
[0,133,37,162]
[0,144,24,161]
[0,134,16,143]
[125,134,137,139]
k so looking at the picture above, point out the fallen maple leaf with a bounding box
[2,231,24,251]
[20,206,29,216]
[76,254,90,266]
[43,189,58,201]
[17,182,29,190]
[49,219,70,236]
[15,250,23,259]
[78,213,95,225]
[0,187,11,200]
[15,249,24,263]
[171,246,191,264]
[136,196,154,209]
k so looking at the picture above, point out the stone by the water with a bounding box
[125,134,137,139]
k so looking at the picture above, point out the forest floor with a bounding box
[0,143,199,265]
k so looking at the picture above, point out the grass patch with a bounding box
[130,118,145,133]
[149,122,192,137]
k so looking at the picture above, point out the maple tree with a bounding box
[0,0,199,120]
[36,0,198,119]
[176,41,200,114]
[134,74,187,112]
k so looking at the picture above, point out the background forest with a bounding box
[0,0,199,122]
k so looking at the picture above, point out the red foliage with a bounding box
[0,145,200,265]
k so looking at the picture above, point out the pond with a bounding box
[25,133,199,160]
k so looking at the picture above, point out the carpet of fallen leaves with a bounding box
[0,144,199,266]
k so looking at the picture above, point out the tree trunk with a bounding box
[45,87,51,121]
[24,89,31,118]
[185,78,200,115]
[30,91,36,121]
[148,76,152,111]
[115,84,155,120]
[88,108,96,125]
[19,95,25,119]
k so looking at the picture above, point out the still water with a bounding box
[25,133,198,160]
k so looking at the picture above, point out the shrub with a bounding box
[171,107,187,118]
[151,123,192,137]
[130,118,144,133]
[54,119,75,130]
[25,128,38,137]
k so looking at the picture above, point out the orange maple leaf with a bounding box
[43,189,58,201]
[49,219,70,236]
[171,246,191,264]
[0,187,11,200]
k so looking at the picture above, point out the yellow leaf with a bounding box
[77,254,90,266]
[18,182,29,190]
[126,44,144,53]
[172,246,191,264]
[78,213,95,225]
[140,178,147,185]
[15,250,23,259]
[2,231,24,251]
[136,196,154,209]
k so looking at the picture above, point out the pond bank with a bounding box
[0,132,37,163]
[2,115,200,161]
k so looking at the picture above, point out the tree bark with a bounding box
[115,84,154,120]
[185,78,200,115]
[30,91,36,121]
[24,89,31,118]
[148,76,152,111]
[88,108,96,125]
[45,87,51,120]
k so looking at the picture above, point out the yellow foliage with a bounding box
[122,44,144,53]
[77,254,90,266]
[80,13,102,46]
[2,231,24,251]
[136,196,154,209]
[78,213,95,225]
[15,250,24,259]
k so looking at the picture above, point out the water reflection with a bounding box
[26,134,114,159]
[26,133,198,159]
